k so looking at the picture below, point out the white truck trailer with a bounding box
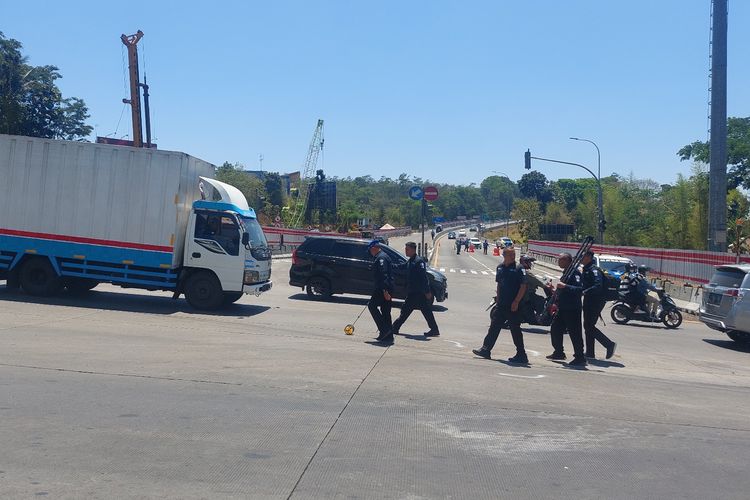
[0,134,272,309]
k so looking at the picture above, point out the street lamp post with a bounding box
[524,151,602,243]
[570,137,604,244]
[492,171,511,237]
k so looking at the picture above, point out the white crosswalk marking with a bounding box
[460,270,467,274]
[450,269,456,273]
[471,270,478,274]
[481,271,489,275]
[440,268,446,272]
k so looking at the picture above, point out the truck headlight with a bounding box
[244,270,260,284]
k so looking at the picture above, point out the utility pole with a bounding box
[140,76,152,148]
[708,0,728,252]
[121,30,144,148]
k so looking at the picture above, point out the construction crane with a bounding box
[290,119,324,228]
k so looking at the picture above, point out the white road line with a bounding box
[471,270,478,274]
[468,253,495,272]
[497,372,546,379]
[460,270,467,274]
[440,268,446,272]
[450,269,456,273]
[443,340,465,348]
[526,349,541,357]
[481,271,489,275]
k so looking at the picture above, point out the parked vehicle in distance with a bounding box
[458,230,467,238]
[0,134,272,310]
[469,237,482,249]
[595,254,634,280]
[469,226,478,232]
[700,264,750,344]
[497,237,513,248]
[435,224,443,233]
[289,236,447,303]
[447,231,456,239]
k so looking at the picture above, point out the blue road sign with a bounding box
[408,185,424,201]
[433,216,446,223]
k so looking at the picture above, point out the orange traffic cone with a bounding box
[493,247,500,256]
[469,245,474,253]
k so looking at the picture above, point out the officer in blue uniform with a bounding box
[547,252,586,366]
[581,251,616,359]
[389,242,440,338]
[367,240,394,344]
[472,246,529,364]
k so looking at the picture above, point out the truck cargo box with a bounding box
[0,134,214,285]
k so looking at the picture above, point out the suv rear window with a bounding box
[710,269,747,288]
[300,238,334,254]
[333,241,370,260]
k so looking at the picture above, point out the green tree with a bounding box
[264,172,285,207]
[0,32,92,139]
[215,162,267,210]
[518,171,554,206]
[511,198,542,242]
[678,117,750,189]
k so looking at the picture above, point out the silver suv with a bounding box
[700,264,750,344]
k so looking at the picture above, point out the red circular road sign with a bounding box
[423,185,439,201]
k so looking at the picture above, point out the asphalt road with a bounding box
[1,230,750,499]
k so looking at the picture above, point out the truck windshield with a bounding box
[240,217,267,248]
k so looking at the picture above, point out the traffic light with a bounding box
[598,219,607,233]
[524,149,531,170]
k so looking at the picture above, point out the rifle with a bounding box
[537,236,595,324]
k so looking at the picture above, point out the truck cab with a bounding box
[181,177,272,309]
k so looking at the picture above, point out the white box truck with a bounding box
[0,134,272,309]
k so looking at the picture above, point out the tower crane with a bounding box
[290,119,324,228]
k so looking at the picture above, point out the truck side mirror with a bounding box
[242,232,250,247]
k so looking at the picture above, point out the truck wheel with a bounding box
[184,271,224,310]
[306,277,332,299]
[19,257,63,296]
[64,278,98,294]
[222,291,244,305]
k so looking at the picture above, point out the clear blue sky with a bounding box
[4,0,748,186]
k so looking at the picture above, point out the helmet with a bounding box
[519,255,536,268]
[627,263,637,272]
[638,265,648,274]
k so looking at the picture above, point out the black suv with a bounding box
[289,236,448,302]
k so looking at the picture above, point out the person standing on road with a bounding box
[389,242,440,338]
[472,247,529,364]
[367,240,394,344]
[581,251,617,359]
[456,238,462,255]
[547,252,587,367]
[431,229,435,241]
[483,239,489,255]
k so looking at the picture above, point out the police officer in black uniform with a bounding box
[581,251,617,359]
[367,240,394,344]
[389,242,440,338]
[547,252,586,366]
[472,246,529,364]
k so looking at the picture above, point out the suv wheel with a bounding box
[307,276,332,299]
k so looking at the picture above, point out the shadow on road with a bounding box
[287,293,448,312]
[521,326,549,335]
[587,359,626,368]
[702,338,750,353]
[0,286,270,317]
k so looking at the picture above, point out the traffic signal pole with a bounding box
[525,150,604,244]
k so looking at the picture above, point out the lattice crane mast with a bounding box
[291,119,324,228]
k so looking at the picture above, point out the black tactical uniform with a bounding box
[390,254,439,337]
[369,249,394,341]
[549,267,586,364]
[582,262,615,358]
[474,262,528,362]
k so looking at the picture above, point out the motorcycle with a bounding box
[610,289,683,329]
[488,293,553,327]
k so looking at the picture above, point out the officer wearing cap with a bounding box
[367,240,394,344]
[472,246,529,364]
[389,241,440,339]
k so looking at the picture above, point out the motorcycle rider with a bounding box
[519,255,549,322]
[632,265,660,318]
